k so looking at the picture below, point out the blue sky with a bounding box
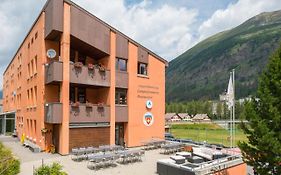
[0,0,281,88]
[125,0,237,21]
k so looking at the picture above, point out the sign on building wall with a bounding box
[146,100,153,109]
[143,112,154,126]
[137,85,159,99]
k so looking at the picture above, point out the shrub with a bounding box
[34,162,67,175]
[0,142,20,175]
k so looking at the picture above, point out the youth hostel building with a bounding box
[2,0,168,155]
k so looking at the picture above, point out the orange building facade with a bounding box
[2,0,167,155]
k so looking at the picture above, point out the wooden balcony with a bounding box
[116,71,128,88]
[70,63,110,87]
[45,102,62,124]
[70,103,110,123]
[115,105,128,122]
[45,61,63,84]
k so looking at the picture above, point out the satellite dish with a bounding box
[47,49,56,59]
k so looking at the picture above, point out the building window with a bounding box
[34,56,37,74]
[35,32,38,39]
[31,60,34,76]
[138,62,147,75]
[78,87,86,103]
[30,120,33,138]
[116,58,127,71]
[27,119,30,136]
[30,88,33,106]
[70,86,76,103]
[27,90,30,105]
[28,63,30,77]
[34,86,37,105]
[115,89,127,105]
[34,120,37,135]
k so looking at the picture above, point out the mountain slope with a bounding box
[166,10,281,102]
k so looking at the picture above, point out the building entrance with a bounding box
[0,112,16,135]
[115,123,124,146]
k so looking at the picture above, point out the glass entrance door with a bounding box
[115,123,124,146]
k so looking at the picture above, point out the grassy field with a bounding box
[170,123,248,147]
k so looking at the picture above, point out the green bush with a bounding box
[0,142,20,175]
[34,162,67,175]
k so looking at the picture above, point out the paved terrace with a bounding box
[0,136,171,175]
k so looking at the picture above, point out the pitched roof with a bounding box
[165,113,177,119]
[177,113,190,119]
[192,114,209,120]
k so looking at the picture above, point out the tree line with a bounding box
[165,100,246,120]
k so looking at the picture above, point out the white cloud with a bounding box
[73,0,198,60]
[1,0,281,91]
[0,0,45,90]
[198,0,281,41]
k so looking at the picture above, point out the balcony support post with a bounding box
[59,2,70,155]
[109,31,116,145]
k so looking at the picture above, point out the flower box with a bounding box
[98,63,106,72]
[71,102,80,107]
[74,62,83,69]
[86,102,93,108]
[97,102,104,108]
[88,63,95,70]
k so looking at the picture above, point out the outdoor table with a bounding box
[87,152,120,169]
[71,148,79,155]
[187,156,204,164]
[87,147,100,153]
[161,143,184,154]
[116,149,144,163]
[85,147,99,154]
[99,145,111,152]
[170,155,186,164]
[99,145,124,152]
[71,148,86,155]
[176,152,192,159]
[143,140,166,150]
[71,154,87,161]
[111,145,124,151]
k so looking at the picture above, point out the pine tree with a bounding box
[217,102,223,118]
[238,45,281,174]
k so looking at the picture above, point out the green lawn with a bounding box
[170,123,248,147]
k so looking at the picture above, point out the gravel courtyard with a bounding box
[0,135,171,175]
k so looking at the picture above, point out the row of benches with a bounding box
[85,150,145,170]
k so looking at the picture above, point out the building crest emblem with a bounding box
[143,112,153,126]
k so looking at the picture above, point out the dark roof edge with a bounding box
[64,0,168,66]
[3,0,51,75]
